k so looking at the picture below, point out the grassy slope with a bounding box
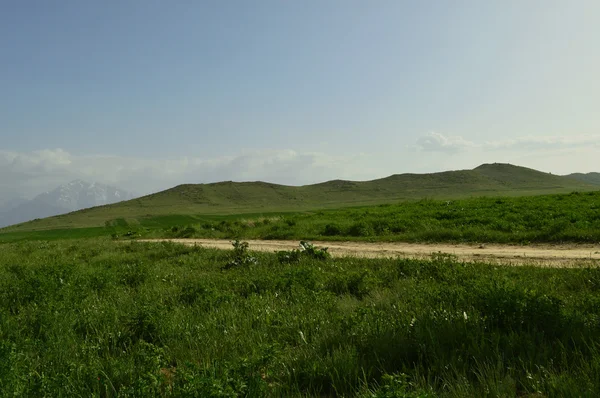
[3,191,600,245]
[566,172,600,186]
[152,190,600,244]
[1,163,597,233]
[2,239,600,396]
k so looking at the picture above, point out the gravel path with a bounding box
[138,239,600,267]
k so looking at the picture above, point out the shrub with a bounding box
[277,249,302,264]
[276,241,331,264]
[325,270,372,298]
[299,241,330,260]
[223,240,258,270]
[348,222,374,237]
[323,223,343,236]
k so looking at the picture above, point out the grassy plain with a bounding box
[2,239,600,396]
[2,190,599,245]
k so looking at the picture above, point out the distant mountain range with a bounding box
[0,180,136,228]
[3,163,600,232]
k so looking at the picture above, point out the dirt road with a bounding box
[139,238,600,267]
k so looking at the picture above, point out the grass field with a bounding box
[1,239,600,396]
[3,190,600,245]
[3,163,597,233]
[154,191,600,244]
[2,175,600,396]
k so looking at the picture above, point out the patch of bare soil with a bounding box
[138,239,600,267]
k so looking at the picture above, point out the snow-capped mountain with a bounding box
[0,180,136,228]
[33,179,135,211]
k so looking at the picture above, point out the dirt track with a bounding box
[139,239,600,267]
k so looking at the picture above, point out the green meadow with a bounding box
[3,190,600,245]
[155,191,600,244]
[1,164,600,396]
[2,239,600,396]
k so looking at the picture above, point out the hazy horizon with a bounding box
[2,1,599,198]
[2,161,597,202]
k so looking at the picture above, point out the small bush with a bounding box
[300,241,330,260]
[223,240,258,270]
[348,222,374,237]
[276,241,331,264]
[325,270,372,298]
[323,223,343,236]
[277,249,302,264]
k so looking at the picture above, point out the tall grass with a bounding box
[1,239,600,396]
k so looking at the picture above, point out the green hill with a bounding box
[2,163,597,232]
[565,172,600,186]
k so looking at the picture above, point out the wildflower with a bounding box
[463,311,468,321]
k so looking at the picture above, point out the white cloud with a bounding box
[416,132,600,153]
[483,134,600,151]
[415,132,476,153]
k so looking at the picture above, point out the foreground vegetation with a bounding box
[2,190,600,245]
[2,239,600,396]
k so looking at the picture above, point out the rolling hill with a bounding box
[2,163,598,232]
[565,172,600,186]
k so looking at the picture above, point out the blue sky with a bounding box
[1,1,599,197]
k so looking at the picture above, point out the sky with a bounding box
[1,0,599,199]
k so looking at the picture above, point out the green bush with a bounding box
[348,221,374,237]
[223,240,258,269]
[276,241,330,264]
[322,223,343,236]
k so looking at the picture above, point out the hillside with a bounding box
[565,172,600,186]
[2,163,597,232]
